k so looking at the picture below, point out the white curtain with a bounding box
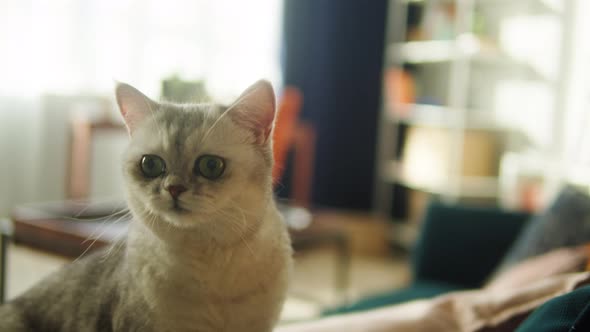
[0,0,283,99]
[0,0,283,216]
[562,0,590,186]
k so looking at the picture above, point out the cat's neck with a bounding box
[126,207,267,264]
[122,202,289,330]
[124,197,289,281]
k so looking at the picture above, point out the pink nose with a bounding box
[167,185,187,198]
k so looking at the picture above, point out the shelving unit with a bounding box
[390,103,507,130]
[373,0,572,245]
[388,36,554,81]
[382,160,499,198]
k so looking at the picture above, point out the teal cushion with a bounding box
[412,202,530,288]
[517,285,590,332]
[322,280,463,316]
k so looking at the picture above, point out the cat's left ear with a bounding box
[228,80,276,144]
[115,82,159,135]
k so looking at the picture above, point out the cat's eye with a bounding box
[195,155,225,180]
[140,155,166,178]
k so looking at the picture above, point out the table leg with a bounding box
[0,218,14,303]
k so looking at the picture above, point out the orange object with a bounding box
[271,87,316,208]
[272,87,303,182]
[385,68,416,116]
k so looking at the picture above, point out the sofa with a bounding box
[326,201,531,314]
[277,186,590,331]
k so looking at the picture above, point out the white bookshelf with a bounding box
[382,160,499,198]
[388,37,554,82]
[373,0,573,228]
[388,103,507,130]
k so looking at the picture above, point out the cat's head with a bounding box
[116,80,275,230]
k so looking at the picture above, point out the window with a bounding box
[0,0,283,100]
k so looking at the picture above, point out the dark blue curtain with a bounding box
[280,0,388,210]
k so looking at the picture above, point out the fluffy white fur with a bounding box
[118,80,292,331]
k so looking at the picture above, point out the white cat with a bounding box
[0,80,293,332]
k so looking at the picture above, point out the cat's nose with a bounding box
[167,185,187,198]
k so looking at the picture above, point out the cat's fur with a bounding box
[0,80,293,331]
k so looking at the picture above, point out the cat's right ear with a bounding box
[115,82,158,135]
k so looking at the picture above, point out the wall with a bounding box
[281,0,388,210]
[0,95,127,217]
[0,97,42,215]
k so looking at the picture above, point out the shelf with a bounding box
[387,103,508,130]
[399,0,563,14]
[389,38,473,64]
[477,0,564,14]
[388,36,553,82]
[382,161,499,198]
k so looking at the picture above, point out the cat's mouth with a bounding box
[170,200,190,214]
[170,205,190,214]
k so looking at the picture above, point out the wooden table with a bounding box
[11,201,128,257]
[9,201,359,303]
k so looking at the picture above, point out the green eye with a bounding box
[140,155,166,178]
[195,155,225,180]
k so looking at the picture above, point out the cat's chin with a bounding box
[157,209,206,229]
[170,205,191,214]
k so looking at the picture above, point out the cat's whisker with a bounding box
[207,208,258,233]
[73,198,127,219]
[212,209,259,234]
[228,224,257,260]
[72,202,95,219]
[79,214,129,245]
[63,208,128,223]
[235,209,258,259]
[200,101,238,145]
[213,206,261,260]
[74,211,132,264]
[228,204,258,218]
[149,215,156,230]
[100,222,129,263]
[149,211,165,232]
[194,198,262,238]
[144,210,158,230]
[72,217,111,242]
[202,81,273,147]
[166,221,172,231]
[226,197,259,212]
[209,198,258,219]
[101,238,124,263]
[80,210,131,245]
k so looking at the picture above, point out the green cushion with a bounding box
[412,202,530,288]
[517,285,590,332]
[323,202,530,317]
[322,280,463,316]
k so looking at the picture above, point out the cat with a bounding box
[0,80,293,332]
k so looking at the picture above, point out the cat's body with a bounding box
[0,80,292,332]
[0,241,141,332]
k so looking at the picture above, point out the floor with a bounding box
[5,243,410,324]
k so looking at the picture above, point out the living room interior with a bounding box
[2,0,590,330]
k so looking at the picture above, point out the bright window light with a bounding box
[499,15,561,81]
[0,0,283,101]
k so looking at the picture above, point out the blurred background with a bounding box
[2,0,590,326]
